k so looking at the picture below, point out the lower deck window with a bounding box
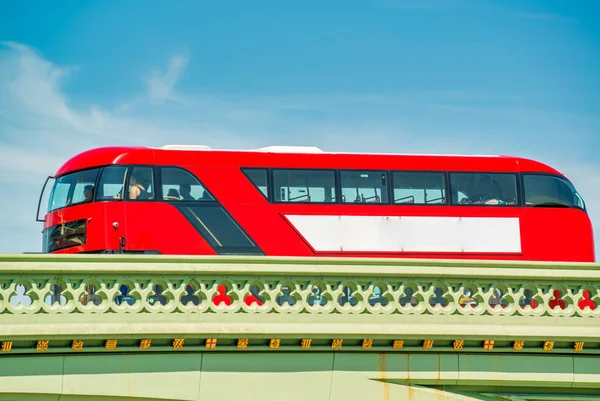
[176,205,262,255]
[43,219,87,253]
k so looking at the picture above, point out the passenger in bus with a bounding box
[166,188,181,200]
[143,178,154,199]
[475,180,493,204]
[84,185,95,202]
[471,180,505,205]
[179,183,195,200]
[128,174,150,200]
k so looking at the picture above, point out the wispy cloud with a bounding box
[0,42,598,258]
[1,41,79,127]
[145,54,188,102]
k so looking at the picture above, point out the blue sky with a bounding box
[0,0,598,257]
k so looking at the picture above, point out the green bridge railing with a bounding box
[0,254,599,401]
[0,254,598,356]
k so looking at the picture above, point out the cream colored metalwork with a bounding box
[1,268,598,317]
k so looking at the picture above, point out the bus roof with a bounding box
[54,145,563,177]
[160,144,502,156]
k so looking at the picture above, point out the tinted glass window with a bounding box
[340,171,388,203]
[273,169,336,203]
[242,168,268,199]
[450,173,518,205]
[161,167,214,201]
[48,168,100,212]
[97,166,128,200]
[43,219,86,253]
[523,174,585,209]
[393,172,446,205]
[47,181,70,212]
[127,167,154,201]
[176,205,262,254]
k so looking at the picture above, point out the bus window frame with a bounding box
[241,167,528,207]
[36,175,55,222]
[46,167,102,214]
[123,165,157,202]
[521,172,586,212]
[270,167,338,205]
[241,167,270,201]
[94,165,129,202]
[158,166,219,203]
[389,170,449,206]
[50,164,575,212]
[337,169,391,205]
[447,171,521,207]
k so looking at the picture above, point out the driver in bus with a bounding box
[84,185,95,202]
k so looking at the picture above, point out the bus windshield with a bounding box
[47,168,100,212]
[523,174,586,210]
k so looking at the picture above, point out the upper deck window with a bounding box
[392,172,446,205]
[127,167,155,200]
[161,167,214,201]
[48,168,100,212]
[241,168,268,199]
[523,174,585,210]
[96,166,128,200]
[450,173,518,206]
[340,170,388,203]
[273,169,336,203]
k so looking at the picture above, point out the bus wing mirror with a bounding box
[36,175,55,222]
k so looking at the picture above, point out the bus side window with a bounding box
[241,168,269,200]
[160,167,214,201]
[272,169,336,203]
[392,171,445,205]
[340,171,388,204]
[97,166,128,200]
[128,167,154,201]
[450,173,518,206]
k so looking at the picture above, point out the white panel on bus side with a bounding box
[284,215,522,253]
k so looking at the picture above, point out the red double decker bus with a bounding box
[37,145,595,262]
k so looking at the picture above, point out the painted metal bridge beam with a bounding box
[0,352,599,401]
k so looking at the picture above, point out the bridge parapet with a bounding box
[0,255,598,356]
